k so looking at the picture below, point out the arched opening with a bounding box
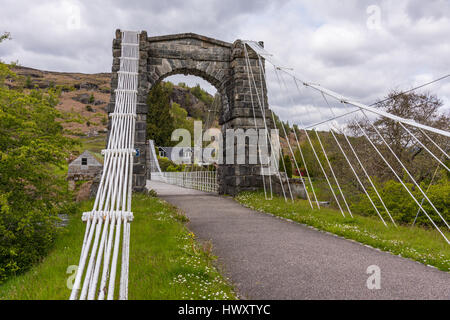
[110,31,270,194]
[146,73,222,176]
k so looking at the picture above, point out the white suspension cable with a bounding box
[359,109,450,230]
[243,45,269,200]
[243,44,286,201]
[412,162,441,226]
[244,41,450,139]
[290,77,347,217]
[70,30,139,300]
[255,53,274,200]
[268,65,320,208]
[273,66,314,208]
[343,104,449,243]
[418,128,450,159]
[243,40,449,243]
[398,122,449,172]
[320,93,396,226]
[314,129,352,217]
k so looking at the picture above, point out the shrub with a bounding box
[279,154,293,178]
[166,165,178,172]
[0,63,78,282]
[157,156,175,171]
[352,179,449,227]
[25,76,32,89]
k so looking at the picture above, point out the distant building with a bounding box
[157,146,217,165]
[67,150,103,181]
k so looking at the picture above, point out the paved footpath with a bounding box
[147,180,449,299]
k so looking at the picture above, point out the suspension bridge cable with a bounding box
[359,109,450,230]
[320,93,396,226]
[255,53,274,200]
[243,44,286,201]
[314,128,352,217]
[398,122,449,172]
[341,104,449,243]
[265,60,319,208]
[243,46,269,200]
[244,41,450,139]
[412,162,441,226]
[369,73,450,106]
[418,128,449,159]
[272,67,314,204]
[289,77,347,215]
[287,71,353,216]
[293,74,353,217]
[70,31,138,300]
[244,40,449,242]
[272,65,316,208]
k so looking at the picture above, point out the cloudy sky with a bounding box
[1,0,449,129]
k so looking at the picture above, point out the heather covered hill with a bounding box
[9,65,219,137]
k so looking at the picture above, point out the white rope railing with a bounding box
[160,171,218,193]
[70,30,140,300]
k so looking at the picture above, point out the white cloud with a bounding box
[0,0,448,127]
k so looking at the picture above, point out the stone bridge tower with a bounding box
[108,30,273,195]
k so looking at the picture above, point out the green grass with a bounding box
[0,194,235,300]
[235,191,450,272]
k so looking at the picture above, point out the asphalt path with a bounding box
[147,180,450,299]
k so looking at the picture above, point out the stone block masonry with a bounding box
[108,30,275,195]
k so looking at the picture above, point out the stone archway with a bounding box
[108,30,273,195]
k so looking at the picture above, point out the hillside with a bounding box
[9,65,298,155]
[10,66,218,137]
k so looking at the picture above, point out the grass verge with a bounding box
[0,194,235,300]
[235,191,450,272]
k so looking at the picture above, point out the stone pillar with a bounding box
[218,40,273,196]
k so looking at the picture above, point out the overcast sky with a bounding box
[1,0,449,129]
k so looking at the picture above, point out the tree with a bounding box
[278,152,293,178]
[0,32,10,44]
[0,62,77,281]
[348,91,449,184]
[292,130,328,178]
[171,102,194,144]
[146,83,175,146]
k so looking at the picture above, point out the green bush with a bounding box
[0,62,78,282]
[166,165,178,172]
[352,179,449,227]
[190,84,214,106]
[157,156,175,171]
[25,76,32,89]
[157,156,185,172]
[279,154,293,178]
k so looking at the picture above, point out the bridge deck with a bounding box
[146,180,449,299]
